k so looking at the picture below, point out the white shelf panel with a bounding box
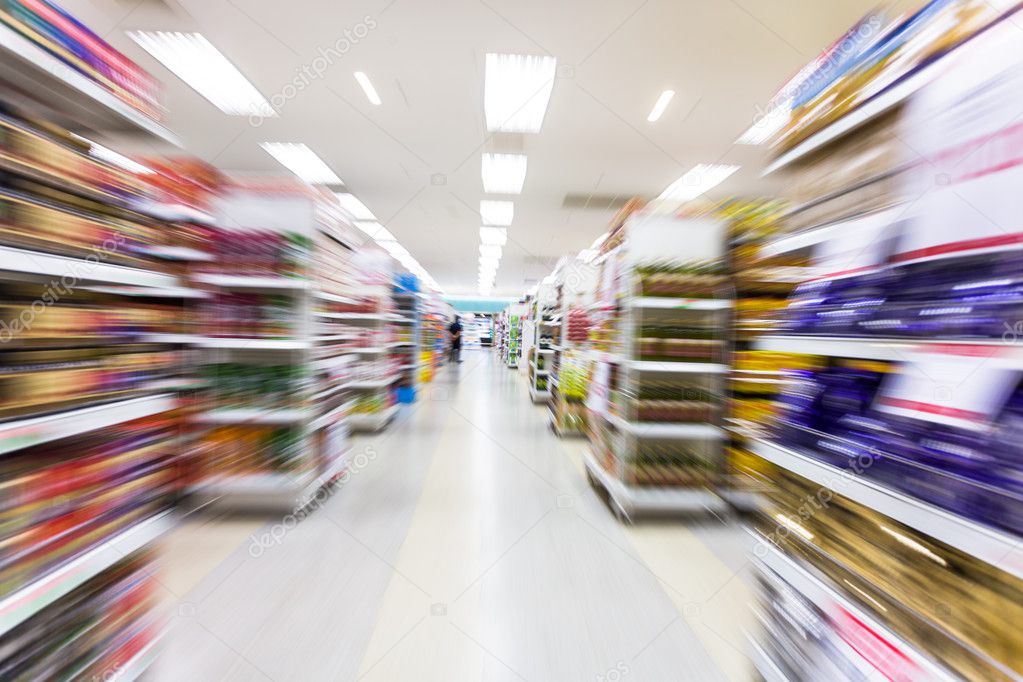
[745,632,790,682]
[140,246,214,262]
[322,312,390,321]
[84,285,207,300]
[0,245,178,287]
[349,347,385,354]
[0,394,175,455]
[349,376,399,389]
[754,336,1023,367]
[759,206,905,258]
[312,354,356,371]
[582,448,727,517]
[195,408,310,424]
[0,22,179,144]
[606,414,725,440]
[631,297,733,310]
[628,361,729,374]
[196,338,310,351]
[0,512,173,637]
[349,404,399,432]
[752,529,958,682]
[750,438,1023,580]
[311,399,357,430]
[315,291,357,304]
[193,274,311,290]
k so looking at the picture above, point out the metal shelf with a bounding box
[630,297,733,310]
[750,437,1023,581]
[606,414,725,440]
[195,338,310,351]
[0,394,175,455]
[628,361,729,374]
[0,512,173,637]
[192,274,311,291]
[0,244,179,288]
[195,408,310,425]
[0,22,179,144]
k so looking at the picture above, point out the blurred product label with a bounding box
[834,608,920,682]
[811,210,902,280]
[586,361,611,416]
[900,11,1023,265]
[875,347,1017,431]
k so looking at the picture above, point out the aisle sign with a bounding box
[897,11,1023,264]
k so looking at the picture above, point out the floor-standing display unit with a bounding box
[502,305,524,369]
[528,288,558,404]
[548,257,597,437]
[191,181,360,506]
[583,213,733,520]
[0,6,184,675]
[744,9,1023,680]
[391,280,419,403]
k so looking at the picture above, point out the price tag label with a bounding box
[897,13,1023,265]
[875,345,1018,431]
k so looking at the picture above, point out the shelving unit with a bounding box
[527,287,557,404]
[499,304,525,369]
[0,9,184,676]
[190,182,359,508]
[390,285,420,403]
[745,9,1023,681]
[584,211,733,519]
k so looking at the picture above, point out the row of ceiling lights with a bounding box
[125,30,440,291]
[477,53,557,296]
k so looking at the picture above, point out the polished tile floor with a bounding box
[151,349,754,681]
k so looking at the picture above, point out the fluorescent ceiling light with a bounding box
[480,200,514,226]
[484,53,557,133]
[354,221,395,242]
[542,275,556,285]
[260,143,342,185]
[479,244,503,258]
[127,31,274,117]
[658,164,740,202]
[353,71,381,105]
[482,153,527,194]
[336,193,375,220]
[480,227,508,246]
[577,249,597,263]
[479,256,500,270]
[735,100,790,145]
[646,90,675,122]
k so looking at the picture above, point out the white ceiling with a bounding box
[67,0,906,295]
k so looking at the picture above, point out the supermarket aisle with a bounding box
[153,350,752,682]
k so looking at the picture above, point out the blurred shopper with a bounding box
[448,316,463,364]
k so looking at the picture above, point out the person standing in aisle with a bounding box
[448,315,463,364]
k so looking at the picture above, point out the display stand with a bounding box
[584,212,733,520]
[547,256,597,437]
[527,285,557,403]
